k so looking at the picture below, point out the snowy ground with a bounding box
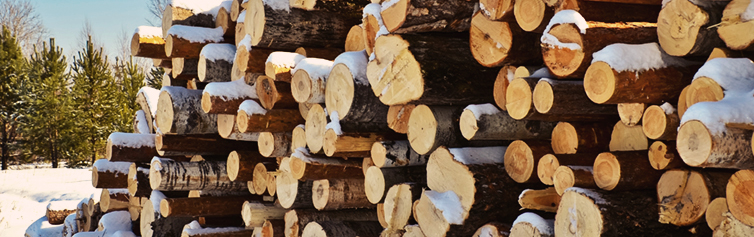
[0,167,98,236]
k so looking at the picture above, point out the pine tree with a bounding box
[0,26,27,170]
[145,66,164,89]
[71,36,117,165]
[23,38,76,168]
[113,56,145,132]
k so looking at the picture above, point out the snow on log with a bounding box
[156,86,217,135]
[459,103,556,141]
[165,25,229,58]
[182,222,254,237]
[149,158,248,192]
[161,1,225,36]
[131,26,167,59]
[510,212,554,237]
[657,169,732,227]
[235,36,277,73]
[215,3,236,37]
[593,151,662,191]
[198,43,235,82]
[291,58,334,104]
[136,87,160,132]
[658,0,727,56]
[265,52,306,83]
[106,133,157,162]
[92,159,131,189]
[236,100,304,133]
[201,75,259,114]
[684,58,754,108]
[128,164,152,197]
[133,110,150,134]
[469,12,542,67]
[97,211,131,234]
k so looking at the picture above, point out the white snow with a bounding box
[364,3,390,39]
[565,187,607,205]
[0,168,98,236]
[291,58,335,80]
[112,231,137,237]
[465,104,501,120]
[325,111,343,135]
[743,0,754,21]
[681,89,754,135]
[184,225,248,235]
[150,190,168,215]
[239,100,267,115]
[693,58,754,92]
[381,0,401,10]
[167,25,225,43]
[72,231,104,237]
[201,43,236,62]
[660,102,676,115]
[333,50,369,84]
[134,26,162,38]
[237,10,247,23]
[171,0,228,15]
[424,190,465,225]
[135,110,150,134]
[529,67,552,78]
[279,157,292,172]
[263,0,290,11]
[25,217,64,237]
[204,79,258,100]
[98,211,132,235]
[478,2,491,18]
[93,159,130,174]
[138,87,160,117]
[513,212,554,235]
[63,213,77,237]
[449,146,507,164]
[238,34,252,51]
[592,43,693,72]
[541,10,588,50]
[151,157,172,171]
[46,200,80,211]
[266,52,306,69]
[108,132,155,148]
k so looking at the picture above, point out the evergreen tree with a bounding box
[71,36,117,165]
[145,66,163,90]
[113,56,145,132]
[0,26,27,170]
[23,38,76,168]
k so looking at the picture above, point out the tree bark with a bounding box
[165,26,230,58]
[312,178,374,210]
[198,53,233,83]
[149,159,248,192]
[532,79,618,121]
[370,140,428,168]
[161,5,216,37]
[92,160,130,189]
[256,75,298,110]
[131,28,168,59]
[160,196,263,217]
[237,105,305,133]
[584,61,696,104]
[470,12,543,67]
[459,104,556,141]
[156,86,217,135]
[379,0,476,33]
[714,212,754,237]
[46,201,77,225]
[593,151,663,191]
[128,164,152,197]
[289,152,363,180]
[677,121,754,169]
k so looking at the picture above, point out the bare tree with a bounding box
[77,19,104,54]
[115,27,152,75]
[0,0,48,56]
[147,0,170,26]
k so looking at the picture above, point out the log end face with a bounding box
[657,169,710,226]
[258,132,275,157]
[384,183,413,229]
[553,166,576,195]
[302,222,326,237]
[247,0,265,46]
[493,66,515,110]
[378,49,424,106]
[305,104,327,153]
[371,142,388,168]
[677,120,713,167]
[277,172,298,209]
[149,164,163,190]
[227,151,240,181]
[583,61,616,104]
[506,78,534,120]
[686,77,724,106]
[706,197,728,231]
[470,12,511,67]
[200,92,213,114]
[642,106,669,140]
[345,25,366,52]
[459,109,480,140]
[414,192,451,237]
[542,24,585,78]
[164,35,174,58]
[555,189,603,237]
[513,0,546,32]
[289,157,307,180]
[379,0,409,33]
[197,55,207,82]
[505,140,536,183]
[325,64,355,121]
[322,129,338,157]
[161,7,172,37]
[551,122,578,154]
[727,169,754,227]
[292,70,313,103]
[91,166,99,188]
[532,80,555,114]
[593,152,620,191]
[159,199,170,218]
[254,163,269,194]
[236,112,250,133]
[365,166,386,204]
[312,179,330,210]
[538,154,560,185]
[217,114,235,138]
[407,105,437,155]
[474,223,511,237]
[130,33,141,57]
[657,0,707,57]
[648,141,672,170]
[156,90,175,134]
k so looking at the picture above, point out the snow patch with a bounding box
[381,0,401,10]
[424,190,465,225]
[201,43,236,62]
[263,0,290,12]
[25,216,64,237]
[98,211,132,234]
[138,87,160,117]
[693,58,754,93]
[291,58,335,80]
[465,104,501,120]
[333,50,369,85]
[135,110,150,134]
[204,79,258,100]
[150,190,168,215]
[167,25,225,44]
[529,67,552,78]
[93,159,130,174]
[513,212,554,235]
[449,146,507,164]
[592,43,694,72]
[744,0,754,21]
[239,100,267,115]
[237,10,247,23]
[681,89,754,135]
[541,10,588,50]
[238,34,252,51]
[171,0,228,15]
[108,132,155,149]
[63,213,77,237]
[266,52,306,69]
[660,102,676,115]
[325,111,343,135]
[134,26,162,38]
[291,148,345,165]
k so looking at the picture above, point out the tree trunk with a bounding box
[198,53,234,82]
[165,26,230,58]
[323,131,404,157]
[305,104,328,153]
[262,219,286,237]
[593,151,663,191]
[518,187,561,213]
[642,104,680,140]
[368,34,498,105]
[677,121,754,169]
[215,6,235,37]
[379,0,476,33]
[532,79,618,121]
[217,114,261,141]
[584,61,696,104]
[161,5,216,37]
[226,150,267,182]
[155,133,258,156]
[131,27,168,59]
[382,182,423,229]
[470,12,543,67]
[609,121,648,152]
[504,140,553,183]
[106,133,158,162]
[92,159,130,189]
[312,178,374,210]
[258,132,292,157]
[550,122,613,154]
[160,196,263,217]
[201,75,260,114]
[172,58,199,80]
[284,209,378,237]
[236,104,304,133]
[387,104,415,134]
[235,45,276,73]
[657,169,733,227]
[241,201,286,227]
[265,52,306,83]
[553,165,597,195]
[128,164,152,197]
[100,189,130,213]
[326,54,391,128]
[156,86,217,135]
[714,212,754,237]
[290,61,333,105]
[276,171,315,209]
[658,0,727,56]
[256,75,298,110]
[149,159,248,192]
[537,153,599,185]
[289,152,363,180]
[460,104,556,141]
[514,0,661,32]
[408,105,502,155]
[364,166,426,204]
[253,162,276,194]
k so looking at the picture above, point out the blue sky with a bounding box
[34,0,155,60]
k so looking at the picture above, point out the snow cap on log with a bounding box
[363,3,389,41]
[332,50,369,84]
[449,146,507,165]
[541,10,588,50]
[98,211,132,234]
[93,159,131,174]
[238,100,267,115]
[692,58,754,92]
[134,26,162,38]
[512,212,554,236]
[291,58,335,80]
[262,0,290,11]
[137,87,160,117]
[171,0,229,16]
[134,110,150,134]
[464,104,501,120]
[200,43,236,62]
[167,25,225,43]
[424,190,465,224]
[108,133,155,149]
[591,43,693,73]
[203,79,258,101]
[681,90,754,135]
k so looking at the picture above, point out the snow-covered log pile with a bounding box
[35,0,754,236]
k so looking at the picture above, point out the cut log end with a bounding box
[473,223,512,237]
[504,140,538,183]
[312,179,330,210]
[370,142,388,168]
[706,197,728,231]
[380,0,409,32]
[657,169,712,226]
[305,104,327,153]
[642,105,677,140]
[583,61,616,104]
[346,25,366,52]
[469,12,514,67]
[364,166,386,204]
[657,0,709,56]
[407,105,437,155]
[726,169,754,227]
[554,189,604,237]
[618,103,646,126]
[676,120,712,167]
[542,24,585,78]
[291,70,315,103]
[459,109,479,140]
[537,154,559,185]
[253,162,269,194]
[383,183,417,230]
[324,64,354,121]
[505,78,534,120]
[513,0,547,32]
[592,152,621,191]
[227,151,241,181]
[156,90,176,134]
[553,166,576,195]
[493,66,516,110]
[551,122,578,154]
[648,141,681,170]
[532,79,555,114]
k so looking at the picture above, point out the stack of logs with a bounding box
[62,0,754,236]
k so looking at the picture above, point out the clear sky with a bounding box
[34,0,156,60]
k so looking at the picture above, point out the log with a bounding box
[537,153,598,185]
[259,132,292,157]
[235,20,246,46]
[714,212,754,237]
[617,103,646,126]
[504,77,541,120]
[323,130,403,157]
[472,222,511,237]
[131,26,168,59]
[230,0,245,21]
[217,114,261,141]
[345,25,366,52]
[510,212,554,237]
[201,76,259,114]
[609,121,648,152]
[262,219,286,237]
[553,165,596,195]
[379,0,475,33]
[256,75,298,110]
[182,226,255,237]
[172,58,199,80]
[648,141,685,170]
[291,58,334,104]
[707,197,729,231]
[514,0,662,32]
[164,70,190,87]
[362,3,387,56]
[136,87,160,133]
[292,125,307,150]
[128,196,143,222]
[370,140,428,168]
[92,159,130,189]
[367,34,498,105]
[100,189,130,213]
[364,166,426,204]
[149,159,248,192]
[129,164,152,197]
[518,187,561,213]
[276,171,316,209]
[265,52,306,83]
[541,11,658,78]
[298,102,317,120]
[106,133,158,162]
[726,169,754,227]
[684,58,754,110]
[187,79,208,90]
[197,43,235,82]
[583,45,696,104]
[312,178,374,210]
[377,203,388,229]
[155,133,258,156]
[593,151,663,191]
[46,201,79,225]
[134,110,150,134]
[459,103,556,141]
[470,12,543,67]
[161,4,216,37]
[387,104,415,134]
[226,150,266,182]
[504,140,553,183]
[289,150,364,180]
[326,51,391,127]
[532,79,618,121]
[237,100,304,133]
[253,162,277,194]
[156,86,217,134]
[658,0,727,56]
[550,122,612,154]
[479,0,515,20]
[678,121,754,169]
[657,169,733,226]
[642,104,680,140]
[382,183,423,229]
[555,188,683,236]
[215,5,235,37]
[245,0,361,50]
[154,58,173,68]
[492,66,522,111]
[305,104,328,153]
[707,47,754,61]
[166,26,229,58]
[235,41,276,73]
[241,201,287,227]
[284,209,379,237]
[160,196,263,217]
[267,172,278,196]
[302,221,383,237]
[408,105,492,155]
